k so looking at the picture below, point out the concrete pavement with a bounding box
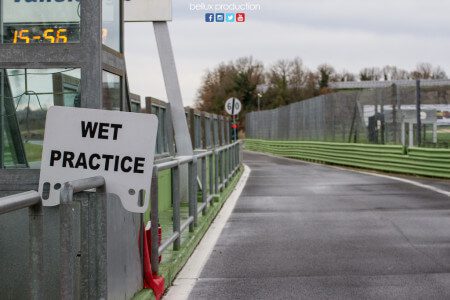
[188,151,450,299]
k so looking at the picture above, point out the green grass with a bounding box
[24,142,43,162]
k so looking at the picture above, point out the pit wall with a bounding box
[245,140,450,179]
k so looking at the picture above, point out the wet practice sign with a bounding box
[38,106,158,213]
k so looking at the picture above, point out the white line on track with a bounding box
[164,165,251,300]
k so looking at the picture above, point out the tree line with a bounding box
[195,57,447,115]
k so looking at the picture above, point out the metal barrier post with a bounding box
[201,156,207,215]
[60,183,75,300]
[172,165,181,250]
[221,150,225,189]
[188,157,198,231]
[209,154,214,202]
[150,168,159,273]
[29,202,43,300]
[214,151,219,194]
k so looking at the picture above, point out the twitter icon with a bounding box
[226,13,235,22]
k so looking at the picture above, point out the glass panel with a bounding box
[102,71,121,110]
[1,0,81,44]
[130,101,141,113]
[0,68,81,168]
[102,0,121,51]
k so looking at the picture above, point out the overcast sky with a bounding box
[124,0,450,107]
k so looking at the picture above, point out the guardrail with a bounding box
[0,176,106,300]
[0,191,43,300]
[246,139,450,179]
[59,176,106,299]
[0,141,243,298]
[150,141,242,273]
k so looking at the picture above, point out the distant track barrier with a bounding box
[245,139,450,179]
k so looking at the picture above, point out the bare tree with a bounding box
[335,70,356,82]
[411,63,447,80]
[382,65,410,81]
[359,67,382,81]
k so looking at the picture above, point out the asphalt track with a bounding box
[188,151,450,299]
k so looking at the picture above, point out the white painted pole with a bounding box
[433,123,438,144]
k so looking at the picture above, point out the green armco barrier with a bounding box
[245,139,450,179]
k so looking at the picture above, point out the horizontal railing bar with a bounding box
[207,195,215,204]
[158,232,180,255]
[176,156,194,166]
[0,191,41,215]
[196,151,213,159]
[197,203,207,214]
[156,146,231,171]
[66,176,106,193]
[180,216,194,233]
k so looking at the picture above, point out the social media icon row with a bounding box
[205,13,246,23]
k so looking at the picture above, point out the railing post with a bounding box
[150,168,160,274]
[60,183,75,300]
[231,144,235,173]
[189,108,196,149]
[172,165,181,250]
[215,150,220,194]
[201,156,207,215]
[209,153,214,202]
[221,150,225,189]
[29,203,43,300]
[188,157,198,231]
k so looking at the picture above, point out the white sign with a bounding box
[3,0,80,23]
[38,107,158,213]
[225,98,242,116]
[124,0,172,22]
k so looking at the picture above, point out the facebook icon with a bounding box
[205,13,214,22]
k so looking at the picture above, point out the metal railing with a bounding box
[0,177,105,300]
[59,176,106,299]
[0,191,42,300]
[0,143,242,297]
[150,141,242,273]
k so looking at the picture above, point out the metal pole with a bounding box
[172,166,181,250]
[214,151,219,195]
[0,69,4,167]
[209,153,214,201]
[60,183,75,300]
[29,203,43,300]
[150,168,159,274]
[221,150,225,188]
[416,80,422,147]
[188,158,198,231]
[201,157,207,215]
